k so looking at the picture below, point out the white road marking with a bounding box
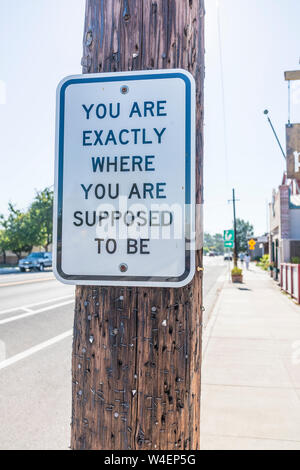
[0,294,74,317]
[0,300,74,325]
[0,330,73,370]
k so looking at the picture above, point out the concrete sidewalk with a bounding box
[201,264,300,450]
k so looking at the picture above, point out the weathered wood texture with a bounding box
[71,0,205,450]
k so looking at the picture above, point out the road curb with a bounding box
[202,278,227,359]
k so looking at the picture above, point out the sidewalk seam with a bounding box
[202,432,300,444]
[202,382,300,391]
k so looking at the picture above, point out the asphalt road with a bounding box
[202,256,229,327]
[0,259,227,450]
[0,271,74,450]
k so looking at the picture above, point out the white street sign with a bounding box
[53,69,195,287]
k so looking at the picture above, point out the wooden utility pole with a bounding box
[71,0,205,450]
[232,189,238,267]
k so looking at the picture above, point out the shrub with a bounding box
[291,256,300,264]
[232,267,242,275]
[258,254,269,271]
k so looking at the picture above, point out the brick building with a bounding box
[269,173,300,278]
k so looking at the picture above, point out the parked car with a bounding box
[224,253,233,261]
[18,252,52,272]
[208,251,217,257]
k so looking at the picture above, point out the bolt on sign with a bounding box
[248,239,256,251]
[223,230,234,248]
[286,124,300,179]
[53,70,196,287]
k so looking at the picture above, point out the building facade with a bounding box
[269,173,300,278]
[249,235,269,260]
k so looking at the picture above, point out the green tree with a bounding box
[0,228,10,265]
[29,187,54,251]
[1,204,40,260]
[203,232,225,254]
[213,233,224,254]
[204,232,214,251]
[236,218,254,252]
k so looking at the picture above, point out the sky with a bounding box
[0,0,300,236]
[205,0,300,235]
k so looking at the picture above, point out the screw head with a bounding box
[121,85,129,95]
[119,263,128,273]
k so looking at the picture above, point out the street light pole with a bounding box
[263,110,286,160]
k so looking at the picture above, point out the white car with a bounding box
[18,252,52,272]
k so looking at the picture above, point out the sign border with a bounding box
[53,69,195,287]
